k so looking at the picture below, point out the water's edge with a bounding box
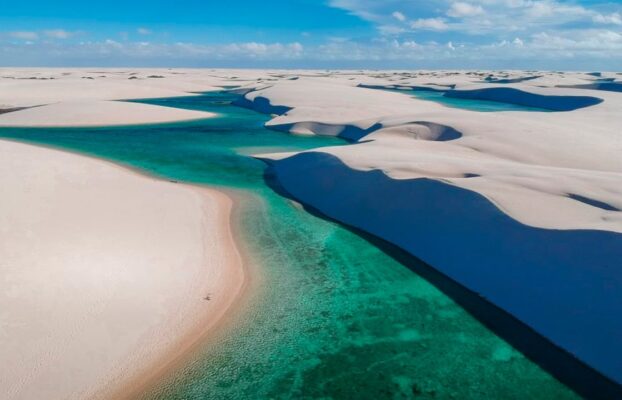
[0,92,579,399]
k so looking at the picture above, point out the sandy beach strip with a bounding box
[0,140,248,400]
[0,100,216,127]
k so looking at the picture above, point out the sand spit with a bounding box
[0,100,215,127]
[0,140,245,400]
[0,68,226,126]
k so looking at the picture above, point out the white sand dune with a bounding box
[2,68,622,397]
[246,75,622,233]
[0,140,245,400]
[242,71,622,392]
[0,68,226,126]
[0,100,215,127]
[0,68,336,127]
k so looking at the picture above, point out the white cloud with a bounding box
[392,11,406,22]
[89,40,306,60]
[378,25,406,35]
[137,28,152,35]
[410,18,449,31]
[1,34,622,69]
[2,0,622,69]
[593,12,622,25]
[9,31,39,40]
[329,0,622,37]
[525,2,554,18]
[447,2,484,18]
[44,29,73,39]
[530,29,622,52]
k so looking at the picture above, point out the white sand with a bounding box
[0,68,329,127]
[0,140,245,400]
[243,70,622,387]
[0,68,225,126]
[2,68,621,396]
[245,73,622,233]
[0,100,215,127]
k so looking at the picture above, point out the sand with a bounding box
[242,70,622,391]
[0,140,245,400]
[247,74,622,233]
[0,100,215,127]
[0,68,224,126]
[2,67,622,395]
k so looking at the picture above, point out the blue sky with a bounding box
[1,0,621,69]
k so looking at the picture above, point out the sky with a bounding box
[1,0,621,69]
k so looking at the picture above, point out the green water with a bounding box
[0,92,576,399]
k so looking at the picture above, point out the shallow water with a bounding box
[412,90,551,112]
[0,92,576,399]
[368,86,551,112]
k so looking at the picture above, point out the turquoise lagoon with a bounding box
[365,86,551,112]
[0,92,576,399]
[411,89,550,112]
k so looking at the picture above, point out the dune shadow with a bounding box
[263,151,622,399]
[445,87,603,111]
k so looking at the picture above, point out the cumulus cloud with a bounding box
[44,29,74,39]
[447,2,484,18]
[0,34,621,69]
[219,41,304,58]
[9,31,39,40]
[593,12,622,25]
[5,29,77,41]
[5,40,306,62]
[329,0,622,35]
[1,0,621,69]
[410,18,449,31]
[530,29,622,52]
[324,0,622,69]
[392,11,406,22]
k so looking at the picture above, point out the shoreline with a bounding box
[0,100,217,128]
[109,188,260,400]
[0,139,253,400]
